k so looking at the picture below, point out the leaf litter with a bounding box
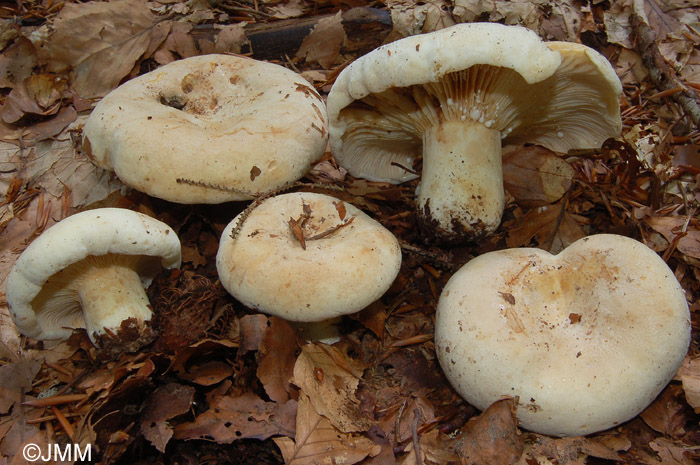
[0,0,700,464]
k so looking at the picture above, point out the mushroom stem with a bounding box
[416,120,504,243]
[76,265,152,342]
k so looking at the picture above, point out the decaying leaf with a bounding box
[1,74,66,124]
[141,383,195,452]
[649,437,696,465]
[274,393,380,465]
[505,202,587,253]
[36,0,163,98]
[0,35,37,89]
[641,385,689,437]
[455,397,523,465]
[645,216,700,259]
[517,434,623,465]
[173,391,297,442]
[0,358,41,415]
[297,11,346,69]
[387,0,455,37]
[678,357,700,412]
[503,145,575,207]
[293,343,371,433]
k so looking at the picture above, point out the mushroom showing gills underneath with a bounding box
[216,192,402,342]
[327,23,622,243]
[6,208,181,351]
[82,54,328,204]
[435,234,691,437]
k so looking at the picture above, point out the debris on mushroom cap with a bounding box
[434,234,690,437]
[82,54,329,204]
[5,208,181,352]
[216,192,402,323]
[327,23,622,243]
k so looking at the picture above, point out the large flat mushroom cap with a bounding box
[216,192,402,322]
[83,54,328,204]
[435,234,690,436]
[6,208,181,340]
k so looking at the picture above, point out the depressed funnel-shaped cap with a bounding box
[83,54,329,204]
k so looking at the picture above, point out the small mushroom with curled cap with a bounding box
[435,234,691,436]
[5,208,181,353]
[216,192,402,342]
[327,23,622,243]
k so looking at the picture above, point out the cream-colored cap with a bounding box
[6,208,181,343]
[83,54,328,204]
[435,234,690,436]
[216,192,402,322]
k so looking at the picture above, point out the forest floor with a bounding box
[0,1,699,464]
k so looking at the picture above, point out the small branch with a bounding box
[631,14,700,129]
[306,216,355,241]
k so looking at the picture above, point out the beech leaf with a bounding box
[273,393,380,465]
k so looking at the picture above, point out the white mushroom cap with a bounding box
[435,234,690,437]
[6,208,181,346]
[327,23,621,242]
[83,54,328,204]
[216,192,401,322]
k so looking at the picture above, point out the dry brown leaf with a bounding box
[517,434,622,465]
[3,123,122,208]
[182,360,234,386]
[645,216,700,259]
[257,317,297,403]
[453,0,539,35]
[141,383,196,452]
[388,0,455,37]
[213,24,249,54]
[173,391,297,442]
[640,385,689,437]
[0,359,41,415]
[505,203,586,253]
[154,22,197,65]
[0,106,78,147]
[274,392,380,465]
[296,11,346,69]
[238,315,297,403]
[455,397,523,465]
[648,437,696,465]
[1,74,65,124]
[293,343,371,433]
[0,35,36,89]
[503,146,575,207]
[37,0,162,98]
[678,357,700,412]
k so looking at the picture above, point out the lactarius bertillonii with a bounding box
[83,54,328,203]
[6,208,181,353]
[327,23,622,243]
[435,234,690,436]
